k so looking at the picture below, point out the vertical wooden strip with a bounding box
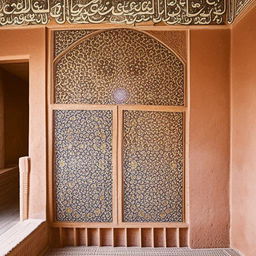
[112,106,118,225]
[176,228,180,248]
[117,107,124,224]
[185,28,190,225]
[47,29,55,224]
[164,228,167,248]
[19,157,30,221]
[48,106,54,223]
[139,228,142,248]
[152,228,155,248]
[112,228,115,247]
[125,228,128,247]
[73,228,77,246]
[85,228,88,246]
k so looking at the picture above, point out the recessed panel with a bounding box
[54,110,113,222]
[54,29,185,106]
[123,111,184,222]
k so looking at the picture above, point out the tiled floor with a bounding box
[47,247,242,256]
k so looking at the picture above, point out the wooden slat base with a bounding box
[51,227,189,248]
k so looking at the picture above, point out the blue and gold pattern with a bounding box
[54,110,113,222]
[123,111,184,222]
[54,29,185,106]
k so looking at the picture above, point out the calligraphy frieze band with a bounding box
[0,0,251,26]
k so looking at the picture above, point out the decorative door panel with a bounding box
[50,28,187,232]
[54,109,114,222]
[122,110,184,223]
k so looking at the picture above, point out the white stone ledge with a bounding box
[0,219,44,256]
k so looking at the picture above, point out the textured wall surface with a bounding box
[231,4,256,256]
[190,29,230,248]
[0,70,4,169]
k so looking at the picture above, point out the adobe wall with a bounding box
[231,4,256,256]
[189,29,231,248]
[0,70,4,168]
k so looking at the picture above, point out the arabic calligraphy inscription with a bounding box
[0,0,227,26]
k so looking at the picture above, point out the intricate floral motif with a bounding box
[123,111,184,222]
[54,29,185,106]
[147,31,187,61]
[54,30,95,57]
[54,110,113,222]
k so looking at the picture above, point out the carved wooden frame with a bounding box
[47,26,190,247]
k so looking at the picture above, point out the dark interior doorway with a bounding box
[0,62,29,234]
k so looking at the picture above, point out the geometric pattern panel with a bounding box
[54,110,113,222]
[54,29,185,106]
[123,110,184,222]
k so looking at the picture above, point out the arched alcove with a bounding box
[54,28,185,106]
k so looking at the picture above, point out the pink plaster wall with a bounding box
[0,70,4,169]
[189,29,230,248]
[231,5,256,256]
[1,70,29,166]
[0,28,46,219]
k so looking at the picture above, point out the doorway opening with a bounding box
[0,62,29,234]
